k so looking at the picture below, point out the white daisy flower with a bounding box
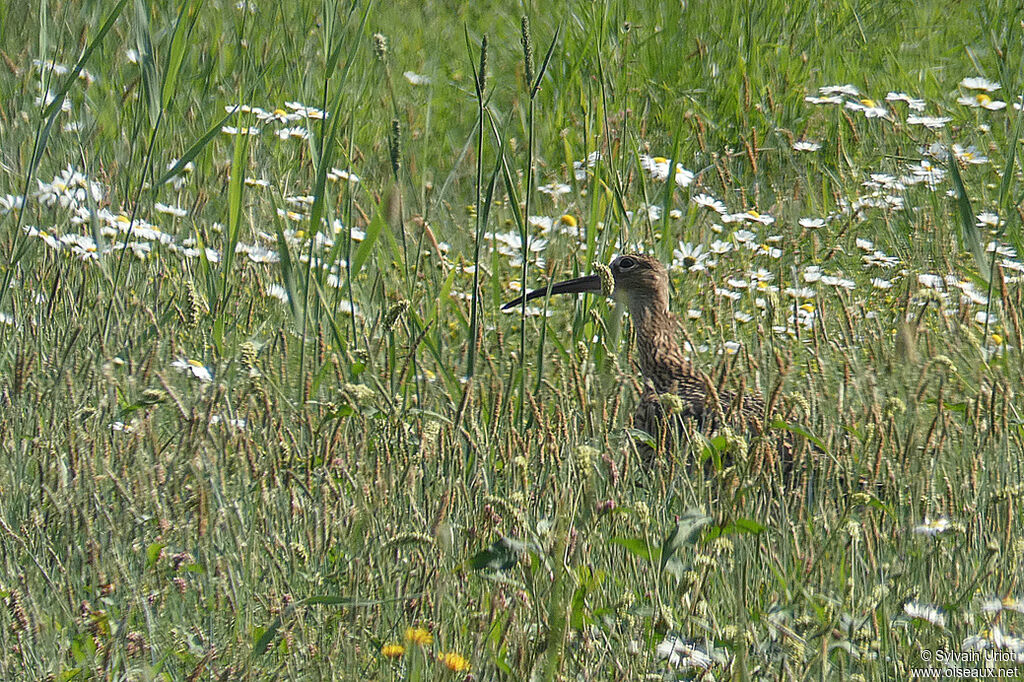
[792,140,822,152]
[403,71,432,86]
[913,517,950,536]
[904,602,946,628]
[960,77,1000,92]
[171,357,213,383]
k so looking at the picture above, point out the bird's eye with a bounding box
[618,256,636,270]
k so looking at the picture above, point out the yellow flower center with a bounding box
[438,652,471,672]
[381,643,405,658]
[977,94,992,105]
[652,156,668,164]
[559,214,577,227]
[859,98,876,107]
[405,627,433,646]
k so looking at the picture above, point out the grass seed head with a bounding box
[372,33,388,62]
[595,262,615,298]
[383,299,409,333]
[520,16,534,89]
[477,35,488,92]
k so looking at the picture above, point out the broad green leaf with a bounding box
[660,509,712,572]
[769,418,831,453]
[610,536,655,561]
[704,519,767,540]
[626,428,656,448]
[469,536,525,571]
[145,542,166,568]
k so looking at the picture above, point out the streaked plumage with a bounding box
[504,253,785,466]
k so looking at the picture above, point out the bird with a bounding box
[502,253,789,469]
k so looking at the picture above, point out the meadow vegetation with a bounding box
[2,0,1024,679]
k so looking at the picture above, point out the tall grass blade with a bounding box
[133,0,161,129]
[155,108,237,188]
[159,2,198,114]
[40,0,128,120]
[351,205,386,281]
[220,123,248,304]
[947,151,988,282]
[531,24,561,99]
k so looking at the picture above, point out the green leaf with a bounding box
[221,119,248,294]
[433,263,458,331]
[858,494,895,517]
[531,23,561,99]
[663,557,687,582]
[305,2,373,240]
[570,585,587,630]
[41,0,128,120]
[160,2,194,113]
[273,208,301,325]
[659,509,713,572]
[704,518,767,540]
[468,536,525,571]
[252,620,279,656]
[626,428,656,448]
[145,542,166,568]
[769,418,831,453]
[998,100,1024,229]
[133,0,161,129]
[155,112,237,189]
[350,205,385,280]
[947,150,989,282]
[610,536,655,561]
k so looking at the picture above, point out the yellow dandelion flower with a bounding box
[405,626,433,646]
[437,651,470,672]
[381,643,405,658]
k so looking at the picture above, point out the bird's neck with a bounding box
[628,295,693,391]
[629,297,671,335]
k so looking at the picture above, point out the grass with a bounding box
[2,0,1024,679]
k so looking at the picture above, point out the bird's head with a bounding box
[606,254,669,310]
[501,253,670,315]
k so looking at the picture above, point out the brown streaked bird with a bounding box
[503,253,779,464]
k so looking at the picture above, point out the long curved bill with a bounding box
[501,274,602,310]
